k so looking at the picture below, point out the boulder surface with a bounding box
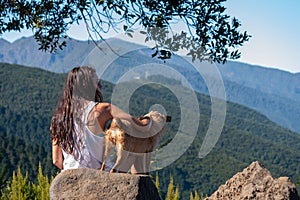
[205,161,300,200]
[50,168,161,200]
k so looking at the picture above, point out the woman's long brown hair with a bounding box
[50,66,103,154]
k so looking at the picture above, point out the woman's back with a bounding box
[63,101,107,170]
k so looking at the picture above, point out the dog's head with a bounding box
[145,110,171,132]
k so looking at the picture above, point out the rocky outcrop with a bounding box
[50,168,161,200]
[205,161,300,200]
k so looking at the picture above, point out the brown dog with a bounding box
[100,111,171,174]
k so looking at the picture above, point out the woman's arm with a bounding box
[95,103,149,130]
[52,139,63,170]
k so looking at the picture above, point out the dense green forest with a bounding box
[0,63,300,198]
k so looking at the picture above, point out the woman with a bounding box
[50,66,149,171]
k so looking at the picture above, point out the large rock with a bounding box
[50,168,161,200]
[205,161,300,200]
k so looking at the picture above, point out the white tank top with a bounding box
[62,101,111,170]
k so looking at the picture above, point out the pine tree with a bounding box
[174,185,180,200]
[165,175,180,200]
[155,172,161,198]
[190,190,201,200]
[194,190,200,200]
[190,192,194,200]
[32,163,51,200]
[165,175,175,200]
[2,167,31,200]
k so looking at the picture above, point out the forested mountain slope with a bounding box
[1,37,300,133]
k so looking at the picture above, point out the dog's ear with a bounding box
[166,116,172,122]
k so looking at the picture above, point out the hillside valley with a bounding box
[1,37,300,134]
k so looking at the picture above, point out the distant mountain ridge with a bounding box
[217,61,300,103]
[1,36,300,133]
[0,37,94,72]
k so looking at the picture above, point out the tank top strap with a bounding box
[83,101,98,123]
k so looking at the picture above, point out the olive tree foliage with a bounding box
[0,0,250,63]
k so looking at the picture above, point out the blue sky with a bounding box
[1,0,300,73]
[224,0,300,73]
